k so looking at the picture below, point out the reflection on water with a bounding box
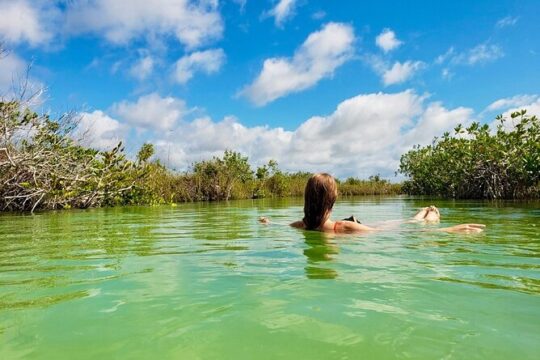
[303,231,339,279]
[0,197,539,359]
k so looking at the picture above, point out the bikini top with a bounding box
[334,215,362,232]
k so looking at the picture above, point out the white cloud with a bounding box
[112,93,186,131]
[78,90,480,177]
[436,43,504,68]
[75,111,128,151]
[143,90,475,178]
[129,55,155,80]
[501,98,540,118]
[489,97,540,131]
[382,61,424,86]
[365,56,424,86]
[486,94,539,112]
[375,28,402,53]
[0,0,57,46]
[153,116,293,169]
[240,22,355,106]
[452,44,504,65]
[0,52,26,95]
[173,49,225,84]
[64,0,223,49]
[496,16,519,28]
[402,102,473,146]
[269,0,297,27]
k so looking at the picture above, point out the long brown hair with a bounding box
[303,173,337,230]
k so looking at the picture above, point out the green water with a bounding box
[0,197,539,359]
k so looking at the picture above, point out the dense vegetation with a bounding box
[399,110,540,199]
[0,101,400,212]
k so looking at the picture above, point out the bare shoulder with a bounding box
[290,220,305,229]
[339,221,376,233]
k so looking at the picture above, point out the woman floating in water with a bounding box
[260,173,485,234]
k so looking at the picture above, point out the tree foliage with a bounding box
[399,110,540,199]
[339,174,401,196]
[192,150,253,201]
[0,101,146,211]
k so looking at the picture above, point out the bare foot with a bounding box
[413,207,429,221]
[424,206,440,222]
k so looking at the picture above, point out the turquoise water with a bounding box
[0,197,539,359]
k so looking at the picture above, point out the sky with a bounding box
[1,0,539,178]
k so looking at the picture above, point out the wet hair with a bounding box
[302,173,337,230]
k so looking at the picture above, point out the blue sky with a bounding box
[1,0,539,178]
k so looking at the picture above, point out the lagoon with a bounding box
[0,197,539,359]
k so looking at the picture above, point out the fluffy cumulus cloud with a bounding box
[375,28,402,53]
[173,48,225,84]
[112,93,186,131]
[269,0,297,27]
[64,0,223,49]
[402,102,473,146]
[382,61,424,86]
[78,90,477,177]
[499,97,540,119]
[148,92,522,176]
[486,95,540,131]
[142,90,474,177]
[240,22,355,106]
[153,116,293,169]
[365,56,424,86]
[0,0,58,46]
[75,111,128,151]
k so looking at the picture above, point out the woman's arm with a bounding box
[260,217,486,234]
[258,217,306,228]
[341,219,485,234]
[437,224,486,233]
[339,221,377,233]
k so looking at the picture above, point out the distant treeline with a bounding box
[0,101,400,212]
[399,110,540,199]
[3,100,536,213]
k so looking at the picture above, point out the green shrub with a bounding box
[399,110,540,199]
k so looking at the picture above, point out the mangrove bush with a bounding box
[399,110,540,199]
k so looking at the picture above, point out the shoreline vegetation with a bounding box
[1,101,538,213]
[399,110,539,199]
[0,101,400,213]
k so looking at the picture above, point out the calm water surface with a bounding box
[0,197,539,359]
